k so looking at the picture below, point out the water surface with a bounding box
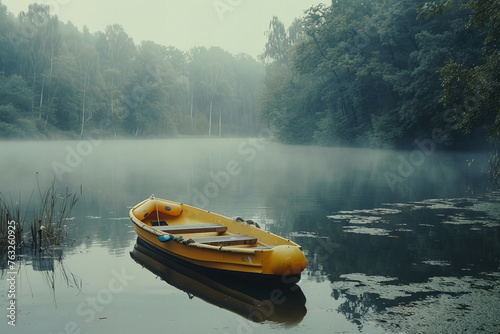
[0,138,498,333]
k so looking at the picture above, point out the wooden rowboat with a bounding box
[129,197,307,279]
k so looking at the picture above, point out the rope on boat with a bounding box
[149,195,195,245]
[234,217,261,229]
[151,194,161,227]
[158,234,195,245]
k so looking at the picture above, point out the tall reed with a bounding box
[0,178,82,249]
[33,179,83,247]
[0,193,27,246]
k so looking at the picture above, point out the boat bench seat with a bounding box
[192,235,258,246]
[151,223,227,234]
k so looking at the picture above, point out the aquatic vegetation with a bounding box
[0,178,82,249]
[0,198,24,246]
[31,180,82,248]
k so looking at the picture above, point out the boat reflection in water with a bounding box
[130,238,307,325]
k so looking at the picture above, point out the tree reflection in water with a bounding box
[273,193,500,332]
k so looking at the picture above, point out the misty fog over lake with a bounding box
[1,138,499,333]
[1,0,500,333]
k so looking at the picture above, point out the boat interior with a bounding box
[143,211,273,249]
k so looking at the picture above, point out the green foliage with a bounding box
[465,0,500,44]
[259,0,487,149]
[0,104,19,124]
[370,110,405,148]
[260,17,304,64]
[0,74,31,110]
[0,2,263,139]
[439,0,500,140]
[186,47,263,137]
[0,0,494,149]
[417,0,455,20]
[435,0,500,187]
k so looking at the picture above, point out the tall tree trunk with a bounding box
[31,71,36,113]
[80,57,93,137]
[39,79,44,119]
[209,94,213,136]
[80,76,87,137]
[208,67,221,136]
[45,87,57,125]
[45,40,55,125]
[190,87,194,131]
[219,107,222,137]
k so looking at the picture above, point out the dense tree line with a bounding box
[434,0,500,186]
[259,0,494,150]
[0,1,263,139]
[1,0,498,186]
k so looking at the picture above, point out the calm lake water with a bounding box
[0,138,499,334]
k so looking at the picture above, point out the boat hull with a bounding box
[135,237,302,283]
[130,238,307,323]
[129,198,307,278]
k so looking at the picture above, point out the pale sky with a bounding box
[2,0,327,58]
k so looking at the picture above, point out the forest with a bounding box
[260,0,499,152]
[0,0,498,159]
[0,1,263,139]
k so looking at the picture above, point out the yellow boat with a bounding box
[130,238,307,325]
[129,197,307,279]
